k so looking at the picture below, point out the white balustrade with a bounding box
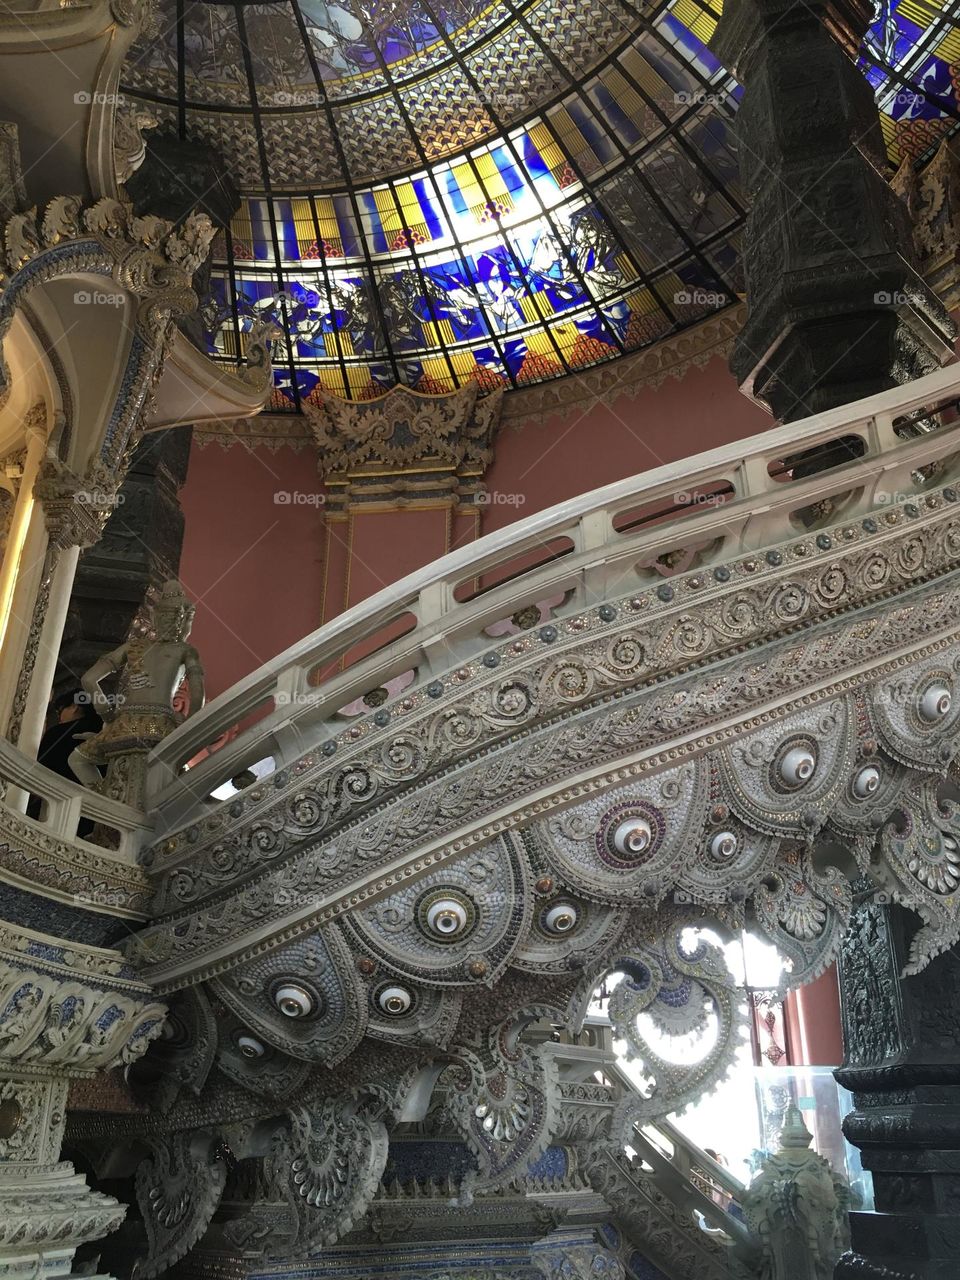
[142,362,960,831]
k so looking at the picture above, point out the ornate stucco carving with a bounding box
[0,197,214,441]
[132,486,960,990]
[113,107,157,187]
[305,381,503,512]
[0,802,151,916]
[0,124,26,226]
[893,136,960,313]
[0,926,165,1075]
[33,459,118,550]
[0,201,220,730]
[134,1130,229,1278]
[531,1238,624,1280]
[3,195,213,283]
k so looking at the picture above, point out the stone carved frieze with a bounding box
[134,1130,229,1278]
[0,1172,126,1260]
[0,1075,66,1167]
[0,804,151,916]
[221,1098,389,1259]
[443,1011,560,1195]
[531,1239,625,1280]
[147,495,960,900]
[134,490,960,991]
[585,1143,738,1280]
[0,926,165,1075]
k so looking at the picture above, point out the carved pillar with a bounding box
[0,1074,125,1280]
[0,925,165,1280]
[0,411,53,740]
[711,0,955,423]
[835,904,960,1279]
[4,454,122,759]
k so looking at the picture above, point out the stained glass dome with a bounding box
[121,0,959,408]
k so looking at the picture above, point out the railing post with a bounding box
[736,454,771,499]
[416,580,450,626]
[577,510,610,552]
[46,792,82,841]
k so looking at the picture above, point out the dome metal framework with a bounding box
[120,0,960,407]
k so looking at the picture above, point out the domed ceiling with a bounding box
[121,0,959,408]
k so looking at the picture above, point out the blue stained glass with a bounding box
[521,132,552,182]
[566,99,616,165]
[275,201,300,260]
[250,202,274,262]
[413,178,446,240]
[443,167,469,220]
[657,12,724,78]
[490,147,527,201]
[332,196,361,257]
[591,84,644,148]
[500,338,528,378]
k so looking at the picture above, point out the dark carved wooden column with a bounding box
[835,904,960,1279]
[711,0,954,424]
[710,8,960,1278]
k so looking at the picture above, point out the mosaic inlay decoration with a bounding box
[120,0,959,405]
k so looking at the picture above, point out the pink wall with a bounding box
[180,355,770,694]
[481,355,772,532]
[178,442,326,702]
[784,967,845,1066]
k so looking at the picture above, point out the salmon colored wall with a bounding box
[178,443,326,702]
[480,355,772,531]
[784,966,845,1066]
[179,354,771,694]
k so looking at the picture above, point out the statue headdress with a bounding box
[155,579,196,624]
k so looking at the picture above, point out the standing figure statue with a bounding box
[69,580,204,808]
